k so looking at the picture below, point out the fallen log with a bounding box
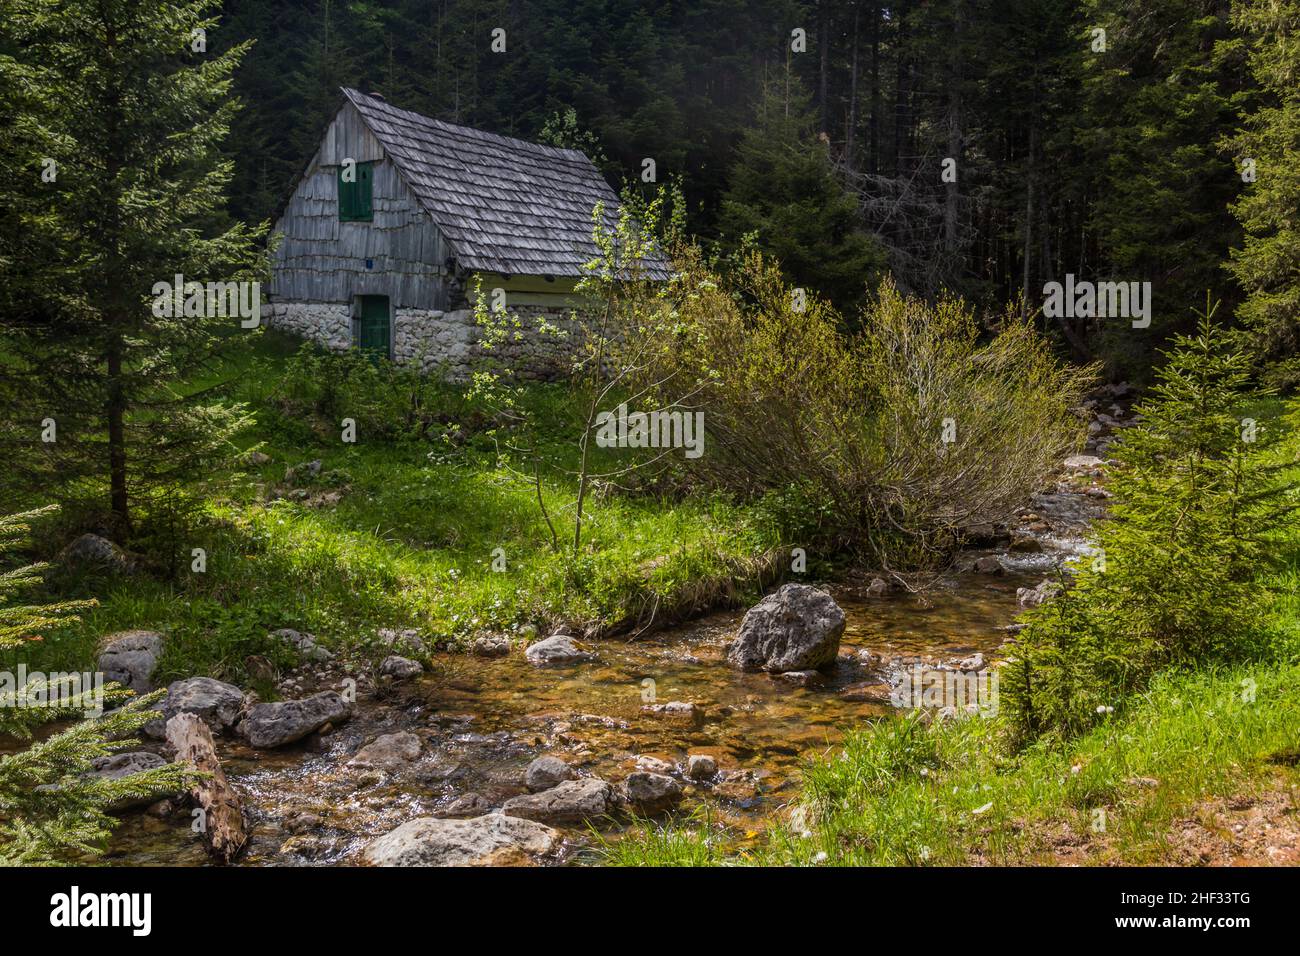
[165,712,247,864]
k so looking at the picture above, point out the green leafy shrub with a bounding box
[634,249,1093,565]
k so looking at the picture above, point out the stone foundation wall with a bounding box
[392,307,475,372]
[266,299,593,381]
[264,302,352,352]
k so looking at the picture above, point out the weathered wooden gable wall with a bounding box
[270,101,452,310]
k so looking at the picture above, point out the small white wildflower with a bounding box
[812,851,828,864]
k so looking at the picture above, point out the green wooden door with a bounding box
[357,295,390,358]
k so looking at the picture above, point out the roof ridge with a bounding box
[340,87,591,168]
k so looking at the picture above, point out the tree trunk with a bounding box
[943,4,963,256]
[870,3,880,175]
[573,289,616,557]
[165,713,247,864]
[1022,122,1036,321]
[893,0,910,177]
[818,1,829,132]
[107,334,128,534]
[103,44,129,536]
[846,4,861,167]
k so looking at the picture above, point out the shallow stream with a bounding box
[105,518,1091,865]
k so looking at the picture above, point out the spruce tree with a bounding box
[1081,0,1242,379]
[1222,0,1300,388]
[719,74,886,312]
[1005,299,1297,741]
[0,0,262,541]
[0,508,189,865]
[283,0,362,181]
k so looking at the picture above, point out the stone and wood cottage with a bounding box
[268,87,665,378]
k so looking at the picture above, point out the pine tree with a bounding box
[219,0,310,224]
[1080,0,1243,379]
[1222,0,1300,388]
[0,0,262,541]
[719,74,886,311]
[1005,299,1298,742]
[283,0,362,177]
[0,508,189,865]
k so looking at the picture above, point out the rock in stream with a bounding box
[727,583,845,673]
[502,777,618,825]
[98,630,164,695]
[361,813,560,866]
[242,691,351,748]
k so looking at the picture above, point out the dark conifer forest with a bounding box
[210,0,1292,382]
[1,0,1299,900]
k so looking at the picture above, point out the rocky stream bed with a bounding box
[77,389,1132,866]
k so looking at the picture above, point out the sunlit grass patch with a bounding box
[7,333,782,685]
[607,661,1300,866]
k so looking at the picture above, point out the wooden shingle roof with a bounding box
[341,88,668,279]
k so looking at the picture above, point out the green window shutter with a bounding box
[337,165,354,219]
[338,161,374,222]
[357,162,373,219]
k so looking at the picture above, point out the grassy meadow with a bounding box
[6,330,784,687]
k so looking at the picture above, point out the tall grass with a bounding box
[4,331,783,684]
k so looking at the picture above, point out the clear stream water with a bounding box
[102,544,1082,866]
